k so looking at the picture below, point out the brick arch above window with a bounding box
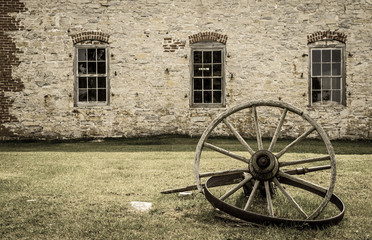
[189,32,228,45]
[71,31,110,45]
[307,30,347,44]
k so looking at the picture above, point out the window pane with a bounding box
[322,90,331,101]
[332,90,341,102]
[322,50,331,62]
[203,64,212,76]
[79,89,87,102]
[97,49,106,61]
[98,77,106,88]
[332,49,341,62]
[213,64,222,76]
[194,91,202,103]
[194,78,202,90]
[88,89,97,101]
[332,77,341,89]
[98,89,106,101]
[194,65,203,76]
[78,62,87,74]
[78,49,86,61]
[213,51,221,63]
[322,63,331,76]
[79,77,87,88]
[322,77,331,89]
[332,63,341,75]
[312,91,321,103]
[213,91,222,103]
[88,49,96,61]
[204,78,212,90]
[88,77,96,88]
[98,62,106,74]
[88,62,96,74]
[312,77,321,90]
[194,51,202,63]
[312,63,321,76]
[204,91,212,103]
[312,50,321,62]
[203,51,212,63]
[213,78,222,90]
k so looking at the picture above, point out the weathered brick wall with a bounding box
[1,0,372,140]
[0,0,26,139]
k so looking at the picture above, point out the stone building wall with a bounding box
[1,0,372,140]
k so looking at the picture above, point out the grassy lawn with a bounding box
[1,136,371,239]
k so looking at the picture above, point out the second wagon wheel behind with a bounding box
[194,100,344,226]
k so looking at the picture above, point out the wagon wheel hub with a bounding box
[249,150,279,181]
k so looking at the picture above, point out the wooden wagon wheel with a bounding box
[194,100,344,226]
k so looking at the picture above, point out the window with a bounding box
[191,42,225,107]
[75,46,109,106]
[310,46,345,105]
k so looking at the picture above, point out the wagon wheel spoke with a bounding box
[279,155,330,167]
[204,142,250,164]
[273,177,308,219]
[199,168,249,178]
[284,165,331,175]
[277,171,327,194]
[268,108,288,152]
[223,119,255,155]
[264,181,274,216]
[244,180,260,211]
[220,173,253,201]
[276,126,316,159]
[252,106,263,150]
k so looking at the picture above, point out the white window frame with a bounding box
[74,45,109,107]
[309,44,346,106]
[190,41,226,108]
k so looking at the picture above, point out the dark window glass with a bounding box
[88,89,97,101]
[312,78,321,90]
[213,91,222,103]
[322,50,331,62]
[332,63,341,75]
[78,62,87,74]
[213,51,221,63]
[332,90,341,102]
[312,50,321,62]
[203,51,212,63]
[98,62,106,74]
[98,77,106,88]
[194,51,202,63]
[78,49,86,61]
[312,63,321,76]
[194,65,203,76]
[203,65,212,76]
[322,63,331,76]
[194,78,202,90]
[204,91,212,103]
[194,91,202,103]
[204,78,212,90]
[97,49,105,61]
[79,77,87,88]
[98,89,106,101]
[88,62,96,74]
[332,50,341,62]
[312,91,321,103]
[332,77,341,89]
[88,77,96,88]
[322,77,331,89]
[88,49,96,61]
[79,89,87,101]
[322,90,331,101]
[213,78,222,90]
[213,64,222,76]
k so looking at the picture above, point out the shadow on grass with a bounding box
[1,135,371,154]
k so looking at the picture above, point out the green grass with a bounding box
[1,136,372,239]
